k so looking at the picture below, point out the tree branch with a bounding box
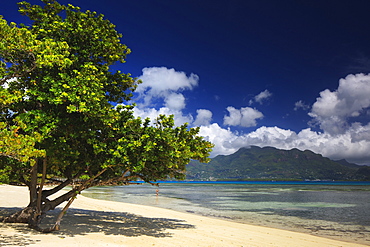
[42,176,76,198]
[43,188,78,211]
[43,167,109,211]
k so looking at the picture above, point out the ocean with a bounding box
[82,181,370,245]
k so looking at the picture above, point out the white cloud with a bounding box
[2,77,18,89]
[223,106,263,127]
[193,109,213,126]
[1,82,9,89]
[137,67,199,93]
[199,124,370,165]
[132,67,200,126]
[199,123,241,156]
[309,73,370,135]
[164,93,186,111]
[136,67,198,107]
[350,122,370,142]
[132,69,370,165]
[294,100,310,111]
[133,106,193,126]
[200,73,370,165]
[250,89,272,105]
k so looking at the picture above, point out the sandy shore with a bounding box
[0,184,368,247]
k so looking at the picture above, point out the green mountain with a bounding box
[186,146,370,181]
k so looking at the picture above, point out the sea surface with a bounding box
[83,181,370,245]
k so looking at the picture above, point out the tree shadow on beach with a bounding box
[0,232,39,247]
[0,208,37,246]
[0,206,195,244]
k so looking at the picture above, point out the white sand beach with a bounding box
[0,184,368,247]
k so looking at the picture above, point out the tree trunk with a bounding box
[1,165,109,232]
[1,190,76,232]
[1,206,37,224]
[0,159,75,232]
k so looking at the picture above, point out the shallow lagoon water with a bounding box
[83,182,370,244]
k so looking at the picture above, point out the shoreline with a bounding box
[0,185,368,247]
[82,182,370,245]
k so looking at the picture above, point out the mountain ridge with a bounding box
[186,146,370,181]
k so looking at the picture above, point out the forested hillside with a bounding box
[187,146,370,181]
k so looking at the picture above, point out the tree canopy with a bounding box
[0,0,213,232]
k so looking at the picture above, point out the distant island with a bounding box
[186,146,370,181]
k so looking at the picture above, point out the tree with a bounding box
[0,0,213,232]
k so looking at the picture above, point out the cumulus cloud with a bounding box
[2,77,19,89]
[164,93,186,111]
[294,100,310,111]
[136,67,198,107]
[133,106,193,126]
[193,109,213,126]
[132,69,370,165]
[309,73,370,135]
[198,73,370,165]
[199,123,241,156]
[250,89,272,105]
[223,106,263,127]
[199,123,370,165]
[199,124,301,158]
[132,67,199,125]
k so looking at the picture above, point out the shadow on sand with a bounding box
[0,206,195,246]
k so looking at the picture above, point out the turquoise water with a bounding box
[83,181,370,244]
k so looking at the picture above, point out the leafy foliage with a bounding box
[0,121,45,163]
[0,0,213,231]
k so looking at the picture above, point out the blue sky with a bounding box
[3,0,370,164]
